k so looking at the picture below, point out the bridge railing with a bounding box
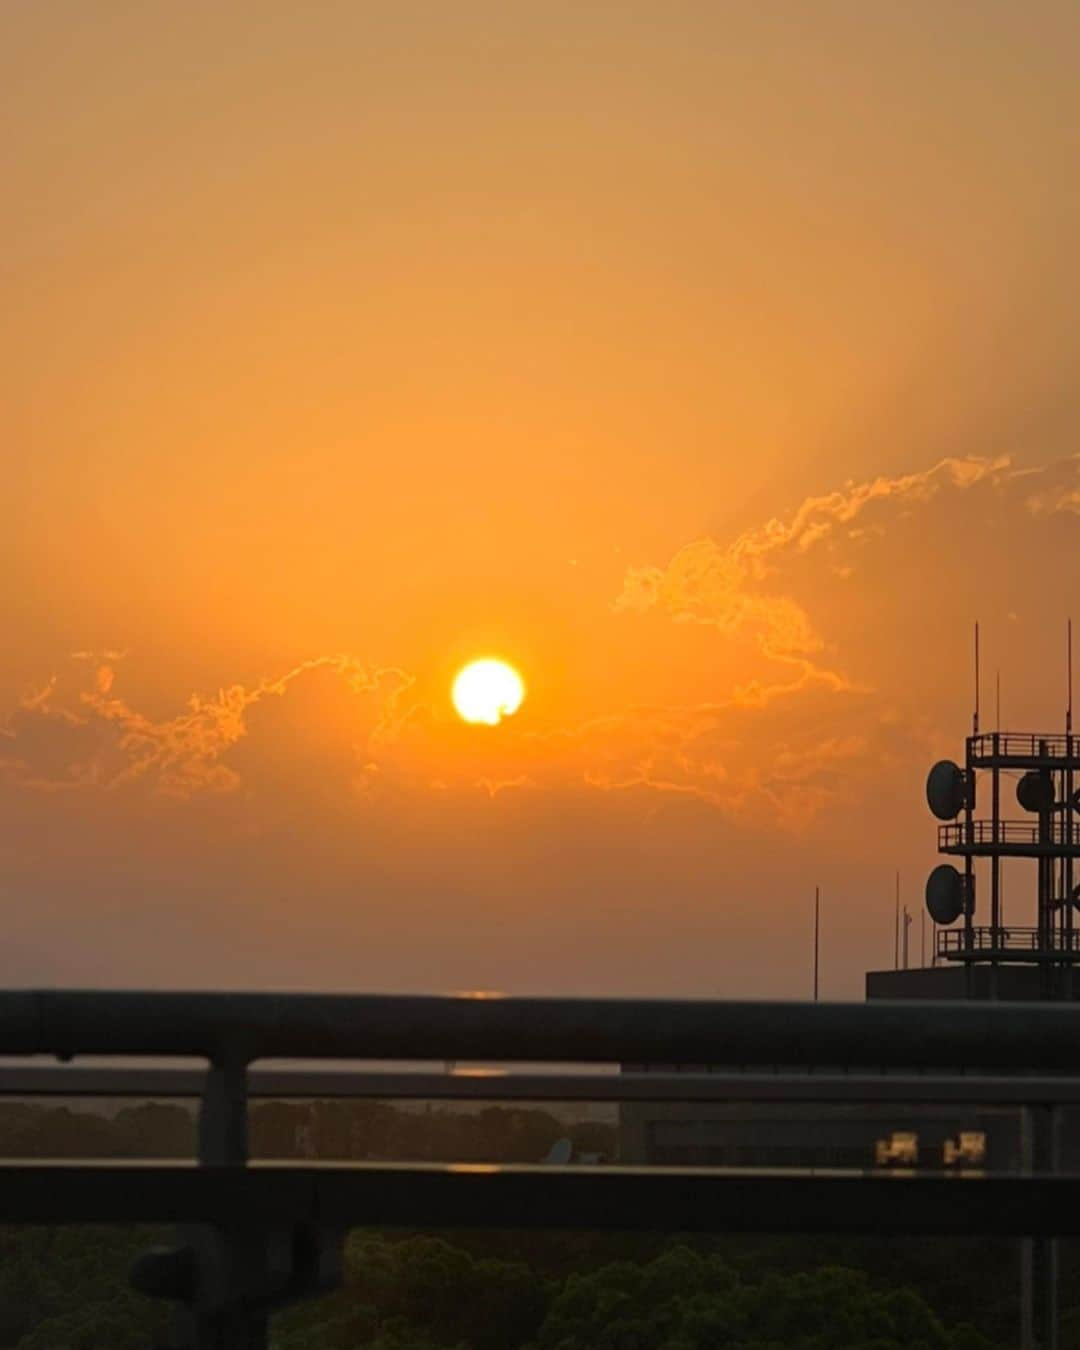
[4,990,1080,1348]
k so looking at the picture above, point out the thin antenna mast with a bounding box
[996,669,1001,731]
[1068,618,1074,735]
[894,872,900,970]
[813,886,820,1002]
[973,622,980,735]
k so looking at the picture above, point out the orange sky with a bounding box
[2,3,1079,998]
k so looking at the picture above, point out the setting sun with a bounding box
[452,659,525,726]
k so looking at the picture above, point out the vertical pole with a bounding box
[1067,622,1075,982]
[894,873,900,971]
[964,732,976,997]
[198,1057,248,1167]
[189,1053,261,1350]
[1039,739,1052,998]
[996,669,1001,730]
[813,886,820,1002]
[974,621,981,735]
[992,732,1001,966]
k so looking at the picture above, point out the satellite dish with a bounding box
[541,1137,573,1166]
[1017,771,1054,813]
[926,761,966,821]
[926,864,967,925]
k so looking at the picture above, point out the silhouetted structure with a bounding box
[868,726,1080,1002]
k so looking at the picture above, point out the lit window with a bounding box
[943,1131,986,1166]
[874,1131,918,1166]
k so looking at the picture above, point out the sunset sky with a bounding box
[3,2,1078,999]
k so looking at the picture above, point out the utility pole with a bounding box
[813,886,820,1001]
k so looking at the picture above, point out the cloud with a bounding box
[1,654,413,797]
[617,455,1012,627]
[612,457,1029,705]
[3,454,1076,840]
[1026,455,1080,516]
[607,452,1079,824]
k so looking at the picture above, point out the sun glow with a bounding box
[452,659,525,726]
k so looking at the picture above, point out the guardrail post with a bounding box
[199,1055,248,1168]
[134,1047,347,1350]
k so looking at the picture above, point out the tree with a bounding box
[528,1247,996,1350]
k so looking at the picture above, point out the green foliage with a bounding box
[274,1233,546,1350]
[529,1249,995,1350]
[0,1225,1009,1350]
[0,1226,166,1349]
[270,1235,1002,1350]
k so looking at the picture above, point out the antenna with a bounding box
[813,886,820,1001]
[920,636,1080,997]
[996,669,1001,731]
[893,871,900,970]
[973,621,980,735]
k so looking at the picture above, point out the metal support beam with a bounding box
[3,1163,1080,1235]
[7,990,1080,1071]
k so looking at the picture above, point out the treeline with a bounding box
[274,1233,1003,1350]
[0,1225,167,1350]
[0,1101,614,1165]
[0,1227,1014,1350]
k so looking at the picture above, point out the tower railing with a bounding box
[936,926,1080,958]
[969,733,1080,763]
[938,819,1080,850]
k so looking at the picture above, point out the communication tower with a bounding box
[925,628,1080,999]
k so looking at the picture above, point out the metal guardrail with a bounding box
[3,1163,1080,1236]
[4,990,1080,1349]
[7,989,1080,1068]
[9,1064,1080,1105]
[939,819,1080,853]
[937,927,1080,958]
[969,732,1080,764]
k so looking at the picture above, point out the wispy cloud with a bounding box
[2,654,413,796]
[3,454,1076,834]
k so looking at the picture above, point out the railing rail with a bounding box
[7,989,1080,1070]
[939,819,1080,850]
[937,926,1080,957]
[9,1063,1080,1105]
[969,732,1080,761]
